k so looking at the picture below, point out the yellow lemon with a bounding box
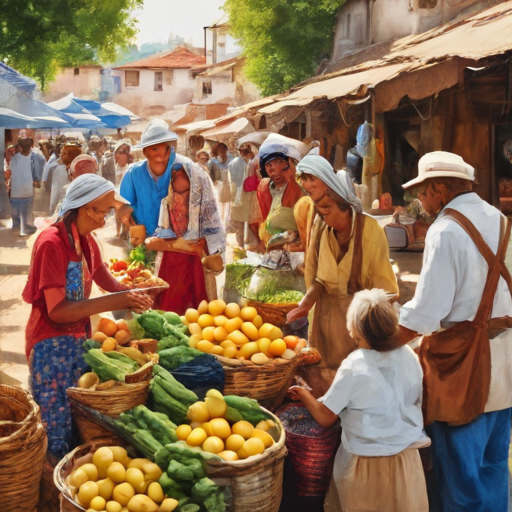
[176,424,192,441]
[78,481,99,507]
[185,308,200,323]
[187,428,208,447]
[243,437,265,456]
[202,436,225,454]
[218,450,239,461]
[208,299,226,317]
[201,422,213,436]
[201,326,216,343]
[220,340,236,349]
[251,429,274,448]
[205,396,227,418]
[239,342,259,360]
[253,315,263,329]
[214,326,228,343]
[180,316,189,326]
[269,338,287,357]
[257,338,271,356]
[188,334,202,349]
[258,323,274,339]
[240,306,258,322]
[223,345,237,358]
[210,418,231,439]
[197,340,214,353]
[187,402,210,423]
[112,482,135,506]
[231,420,254,439]
[198,300,209,315]
[255,420,270,431]
[188,323,202,336]
[89,496,106,511]
[225,434,245,452]
[214,315,229,327]
[225,303,241,319]
[227,330,249,346]
[211,345,224,356]
[251,352,269,365]
[268,326,283,341]
[198,314,215,328]
[225,317,243,333]
[241,322,259,341]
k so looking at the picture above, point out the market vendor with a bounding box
[396,151,512,512]
[119,118,226,314]
[144,160,226,314]
[257,134,305,250]
[22,174,153,461]
[286,155,398,396]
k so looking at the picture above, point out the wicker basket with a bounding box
[56,409,287,512]
[277,403,341,496]
[247,300,298,328]
[0,385,48,512]
[215,353,306,409]
[67,381,149,444]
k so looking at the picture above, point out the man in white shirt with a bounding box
[397,151,512,512]
[9,136,44,235]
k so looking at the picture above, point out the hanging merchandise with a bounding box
[356,121,374,158]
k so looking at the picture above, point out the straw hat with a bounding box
[137,118,178,149]
[402,151,474,189]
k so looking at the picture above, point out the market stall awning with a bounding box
[174,119,216,134]
[0,107,73,129]
[200,117,254,139]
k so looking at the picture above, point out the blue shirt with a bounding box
[120,151,176,236]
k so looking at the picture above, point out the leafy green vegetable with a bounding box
[223,395,271,425]
[83,349,131,382]
[225,263,256,296]
[158,346,203,371]
[137,311,166,339]
[83,339,101,351]
[150,379,188,425]
[153,365,198,406]
[167,460,195,482]
[180,505,200,512]
[191,478,217,499]
[126,318,145,340]
[163,311,181,325]
[132,405,177,444]
[103,351,139,372]
[158,473,187,501]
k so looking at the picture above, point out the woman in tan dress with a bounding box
[287,155,398,396]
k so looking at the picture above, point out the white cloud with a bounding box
[133,0,226,46]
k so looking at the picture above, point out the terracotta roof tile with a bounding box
[115,47,206,70]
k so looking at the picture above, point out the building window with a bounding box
[154,71,163,91]
[202,81,212,97]
[74,67,80,76]
[165,70,173,85]
[125,70,140,87]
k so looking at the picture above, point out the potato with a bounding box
[112,482,135,507]
[146,481,164,503]
[127,459,152,471]
[81,463,99,482]
[125,468,145,493]
[251,352,269,365]
[93,447,114,479]
[89,495,107,511]
[110,446,129,467]
[106,501,123,512]
[126,494,159,512]
[107,462,126,484]
[78,372,100,390]
[70,468,89,488]
[159,498,179,512]
[78,481,99,507]
[141,462,162,481]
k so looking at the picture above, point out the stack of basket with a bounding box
[0,384,48,512]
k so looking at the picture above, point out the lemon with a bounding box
[257,338,271,356]
[198,300,209,314]
[239,342,259,360]
[89,495,106,511]
[269,338,287,357]
[218,450,239,461]
[197,340,214,353]
[225,317,243,333]
[227,330,249,346]
[70,468,89,488]
[241,322,259,341]
[187,427,208,447]
[187,402,210,423]
[185,308,200,323]
[268,326,283,341]
[258,323,274,339]
[253,314,263,329]
[198,314,215,328]
[211,345,224,356]
[106,462,126,484]
[225,303,241,319]
[176,424,192,440]
[208,299,226,317]
[214,326,228,342]
[214,315,229,327]
[201,326,216,343]
[251,352,269,365]
[205,396,227,418]
[78,481,99,507]
[188,323,202,336]
[231,420,255,439]
[240,306,258,322]
[225,434,245,452]
[255,420,270,431]
[243,437,265,456]
[251,429,275,448]
[112,482,135,507]
[202,421,213,436]
[223,346,237,358]
[202,436,225,454]
[210,418,231,439]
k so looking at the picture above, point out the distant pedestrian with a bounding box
[50,143,82,214]
[196,149,211,176]
[209,142,233,226]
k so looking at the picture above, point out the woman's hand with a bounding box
[288,385,308,402]
[118,291,153,313]
[286,303,312,323]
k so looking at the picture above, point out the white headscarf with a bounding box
[297,155,363,213]
[58,174,129,216]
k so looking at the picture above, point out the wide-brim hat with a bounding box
[403,151,475,189]
[136,118,178,149]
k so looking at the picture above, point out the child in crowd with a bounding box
[289,288,429,512]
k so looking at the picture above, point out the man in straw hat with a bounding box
[396,151,512,511]
[119,118,225,312]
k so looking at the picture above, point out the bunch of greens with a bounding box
[225,264,256,296]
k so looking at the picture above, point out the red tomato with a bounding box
[112,260,128,272]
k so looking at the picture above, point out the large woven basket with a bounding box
[247,300,298,328]
[67,381,149,444]
[215,353,306,410]
[277,403,341,496]
[56,409,287,512]
[0,384,48,512]
[205,409,287,512]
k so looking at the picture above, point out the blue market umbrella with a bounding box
[0,107,74,129]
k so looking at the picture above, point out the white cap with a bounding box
[137,118,178,149]
[402,151,475,189]
[259,133,304,162]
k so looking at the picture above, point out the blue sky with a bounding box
[134,0,226,46]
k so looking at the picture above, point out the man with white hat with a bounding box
[396,151,512,511]
[257,133,305,250]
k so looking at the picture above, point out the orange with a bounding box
[98,317,117,337]
[268,338,286,357]
[116,319,130,332]
[284,335,299,350]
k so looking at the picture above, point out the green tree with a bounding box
[0,0,143,89]
[224,0,345,96]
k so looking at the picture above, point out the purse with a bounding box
[243,174,259,192]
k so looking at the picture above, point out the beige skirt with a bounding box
[324,445,428,512]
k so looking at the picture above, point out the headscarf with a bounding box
[58,174,129,216]
[297,155,363,213]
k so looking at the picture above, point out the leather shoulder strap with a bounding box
[348,213,366,295]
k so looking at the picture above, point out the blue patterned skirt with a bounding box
[29,335,89,459]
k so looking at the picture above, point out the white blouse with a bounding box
[321,345,425,456]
